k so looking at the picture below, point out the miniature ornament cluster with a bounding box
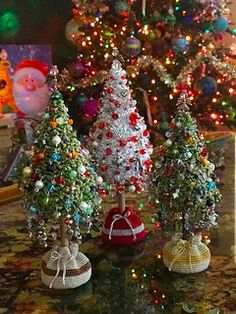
[88,49,153,245]
[152,90,222,273]
[21,66,103,289]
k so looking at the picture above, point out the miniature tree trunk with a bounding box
[182,214,189,241]
[60,217,69,247]
[117,191,126,213]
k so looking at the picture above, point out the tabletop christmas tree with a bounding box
[152,90,222,274]
[21,66,102,289]
[88,50,153,245]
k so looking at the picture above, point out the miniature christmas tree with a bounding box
[152,90,222,273]
[21,66,102,289]
[88,50,153,245]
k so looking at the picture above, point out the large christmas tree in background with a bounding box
[88,50,153,245]
[20,66,102,289]
[60,0,236,132]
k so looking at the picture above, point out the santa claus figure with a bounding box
[13,60,50,119]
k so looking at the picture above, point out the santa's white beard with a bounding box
[13,83,50,119]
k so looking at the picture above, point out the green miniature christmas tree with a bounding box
[152,90,222,273]
[21,66,103,289]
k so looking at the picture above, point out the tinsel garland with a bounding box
[176,52,236,85]
[126,56,175,88]
[61,53,236,90]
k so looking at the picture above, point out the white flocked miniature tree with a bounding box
[88,49,153,245]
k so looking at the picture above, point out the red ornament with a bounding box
[129,157,135,163]
[98,121,106,129]
[129,136,138,142]
[55,177,65,184]
[201,147,208,158]
[129,112,139,126]
[121,75,126,79]
[144,159,152,168]
[100,164,108,172]
[126,166,131,171]
[169,123,176,129]
[136,186,142,192]
[116,184,125,192]
[112,113,119,120]
[119,139,127,147]
[130,176,138,183]
[106,87,114,93]
[66,153,72,159]
[106,148,112,155]
[139,149,146,155]
[143,130,149,137]
[165,167,175,176]
[106,132,113,139]
[84,170,91,176]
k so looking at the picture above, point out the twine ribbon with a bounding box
[49,249,73,288]
[168,240,193,272]
[109,210,136,240]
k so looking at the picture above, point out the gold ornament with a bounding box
[23,167,33,178]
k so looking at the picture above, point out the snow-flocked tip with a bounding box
[46,65,59,92]
[176,90,191,112]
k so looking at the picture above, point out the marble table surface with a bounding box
[0,134,235,314]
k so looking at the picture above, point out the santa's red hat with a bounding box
[15,60,49,77]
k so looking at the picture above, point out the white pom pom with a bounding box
[92,141,98,147]
[208,163,215,172]
[96,176,103,185]
[79,201,88,211]
[78,165,86,174]
[52,135,61,146]
[128,185,136,193]
[164,139,172,147]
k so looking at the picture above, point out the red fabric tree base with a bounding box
[102,207,146,245]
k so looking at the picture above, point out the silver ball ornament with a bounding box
[35,180,44,190]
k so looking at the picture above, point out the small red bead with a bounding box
[100,164,108,172]
[140,149,146,155]
[112,113,119,120]
[143,130,149,136]
[106,148,112,155]
[130,136,138,142]
[106,132,113,139]
[98,121,106,129]
[129,157,135,163]
[119,139,127,147]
